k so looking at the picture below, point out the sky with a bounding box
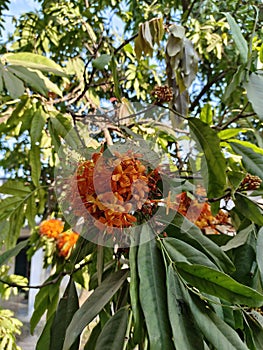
[3,0,39,40]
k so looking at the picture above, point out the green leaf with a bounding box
[129,245,144,344]
[110,58,121,101]
[224,13,248,63]
[84,322,101,350]
[223,65,246,101]
[0,239,28,266]
[29,145,41,187]
[0,180,31,196]
[221,225,253,251]
[30,108,46,145]
[244,311,263,350]
[218,128,251,140]
[184,289,249,350]
[230,141,263,179]
[63,269,129,350]
[92,54,111,70]
[244,72,263,121]
[137,225,174,350]
[25,193,37,228]
[256,227,263,286]
[234,193,263,225]
[158,211,235,273]
[50,278,80,350]
[95,306,129,350]
[176,262,263,307]
[166,265,204,350]
[200,103,213,125]
[36,314,55,350]
[8,66,49,96]
[188,118,227,198]
[161,237,218,269]
[3,69,24,98]
[4,52,67,76]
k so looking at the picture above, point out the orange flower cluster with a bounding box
[39,219,64,239]
[39,219,79,257]
[167,191,230,234]
[75,150,150,233]
[57,230,79,258]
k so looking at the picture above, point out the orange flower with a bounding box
[56,230,79,258]
[39,219,64,239]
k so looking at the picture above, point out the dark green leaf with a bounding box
[63,269,129,350]
[95,306,129,350]
[221,225,254,251]
[256,227,263,286]
[161,237,218,269]
[138,225,174,350]
[176,262,263,307]
[30,145,41,187]
[166,265,204,350]
[84,323,101,350]
[36,314,55,350]
[0,180,31,196]
[50,278,80,350]
[244,311,263,350]
[158,211,235,273]
[30,109,46,145]
[188,118,227,198]
[234,193,263,226]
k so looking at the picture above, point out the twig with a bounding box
[113,33,138,55]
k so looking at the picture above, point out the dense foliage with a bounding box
[0,0,263,349]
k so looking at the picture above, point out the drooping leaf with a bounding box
[161,237,218,269]
[83,322,101,350]
[183,288,249,350]
[3,69,24,98]
[4,52,67,76]
[129,245,144,344]
[29,145,41,187]
[166,265,204,350]
[230,141,263,179]
[95,306,129,350]
[234,193,263,226]
[188,118,227,198]
[224,13,248,63]
[30,109,46,145]
[158,210,235,273]
[221,225,254,251]
[62,269,129,350]
[244,72,263,121]
[137,225,174,350]
[176,262,263,307]
[200,103,213,125]
[50,278,80,350]
[36,314,55,350]
[244,311,263,350]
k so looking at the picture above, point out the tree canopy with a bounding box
[0,0,263,349]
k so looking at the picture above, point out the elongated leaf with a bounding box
[95,306,129,350]
[129,245,144,344]
[256,227,263,286]
[8,66,49,96]
[244,311,263,350]
[244,72,263,121]
[30,145,41,187]
[138,225,174,350]
[161,237,218,269]
[166,265,204,350]
[218,128,250,140]
[221,225,254,251]
[30,108,46,145]
[63,269,129,350]
[230,141,263,179]
[50,278,80,350]
[36,314,55,350]
[158,210,235,273]
[3,69,24,98]
[188,118,227,198]
[25,192,37,228]
[0,239,28,266]
[234,193,263,225]
[224,13,248,63]
[0,180,31,196]
[176,262,263,307]
[183,288,249,350]
[84,322,101,350]
[4,52,67,76]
